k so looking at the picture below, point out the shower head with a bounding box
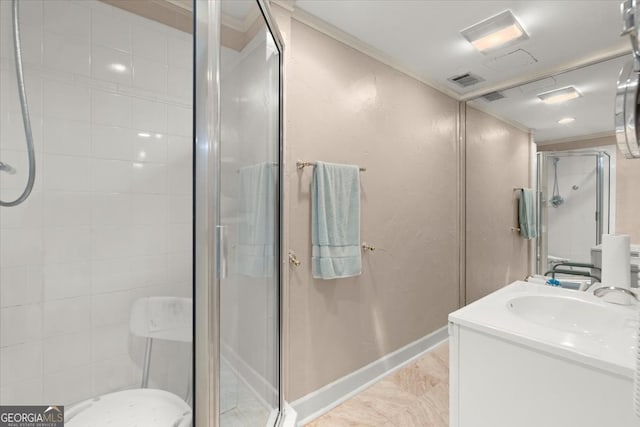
[551,156,563,208]
[551,195,564,208]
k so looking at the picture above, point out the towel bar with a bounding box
[288,251,301,267]
[296,160,366,172]
[362,242,387,252]
[362,242,376,252]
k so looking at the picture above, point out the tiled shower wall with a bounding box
[0,0,192,405]
[546,152,609,264]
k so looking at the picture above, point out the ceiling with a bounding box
[292,0,630,143]
[222,0,257,20]
[468,56,626,142]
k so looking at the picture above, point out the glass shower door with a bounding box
[195,0,283,425]
[536,151,611,275]
[218,1,281,425]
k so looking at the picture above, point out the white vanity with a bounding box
[449,281,638,427]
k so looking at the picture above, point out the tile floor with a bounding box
[220,360,273,426]
[305,341,449,427]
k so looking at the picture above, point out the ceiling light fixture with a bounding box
[461,10,528,54]
[558,117,575,124]
[537,86,582,105]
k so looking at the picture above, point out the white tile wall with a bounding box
[133,57,168,94]
[92,91,133,128]
[0,341,43,386]
[43,34,91,77]
[43,332,91,374]
[44,118,91,157]
[0,0,193,406]
[92,46,133,86]
[1,304,43,347]
[0,266,43,308]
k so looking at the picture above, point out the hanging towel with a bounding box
[237,162,276,278]
[312,161,361,279]
[519,188,537,240]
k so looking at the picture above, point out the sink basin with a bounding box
[506,295,629,336]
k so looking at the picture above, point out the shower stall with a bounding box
[0,0,284,426]
[536,150,611,278]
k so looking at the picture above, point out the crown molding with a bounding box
[273,0,463,101]
[536,131,615,146]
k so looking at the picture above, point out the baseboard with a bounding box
[290,326,449,426]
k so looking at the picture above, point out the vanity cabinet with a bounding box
[449,282,637,427]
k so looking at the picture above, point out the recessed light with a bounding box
[461,10,528,53]
[538,86,582,104]
[137,132,151,138]
[558,117,575,124]
[109,63,128,73]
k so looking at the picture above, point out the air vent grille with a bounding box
[482,91,505,102]
[448,72,484,88]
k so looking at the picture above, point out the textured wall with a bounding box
[284,18,461,400]
[616,148,640,242]
[465,107,531,303]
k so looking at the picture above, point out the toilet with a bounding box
[65,297,193,427]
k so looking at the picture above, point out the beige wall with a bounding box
[617,147,640,242]
[539,135,640,242]
[465,107,532,303]
[283,17,461,400]
[274,6,532,402]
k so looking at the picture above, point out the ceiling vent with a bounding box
[481,91,505,102]
[448,72,485,88]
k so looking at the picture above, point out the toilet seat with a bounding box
[65,388,192,427]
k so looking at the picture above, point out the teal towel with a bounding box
[312,161,361,279]
[519,188,537,240]
[237,162,276,278]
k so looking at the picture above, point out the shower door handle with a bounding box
[216,225,227,279]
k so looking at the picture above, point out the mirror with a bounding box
[464,3,639,285]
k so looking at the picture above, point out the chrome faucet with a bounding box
[593,286,639,303]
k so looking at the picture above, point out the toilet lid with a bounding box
[65,388,192,427]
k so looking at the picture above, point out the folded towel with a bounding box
[519,188,537,240]
[237,162,276,277]
[312,161,361,279]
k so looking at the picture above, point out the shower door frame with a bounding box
[193,0,286,426]
[535,150,611,275]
